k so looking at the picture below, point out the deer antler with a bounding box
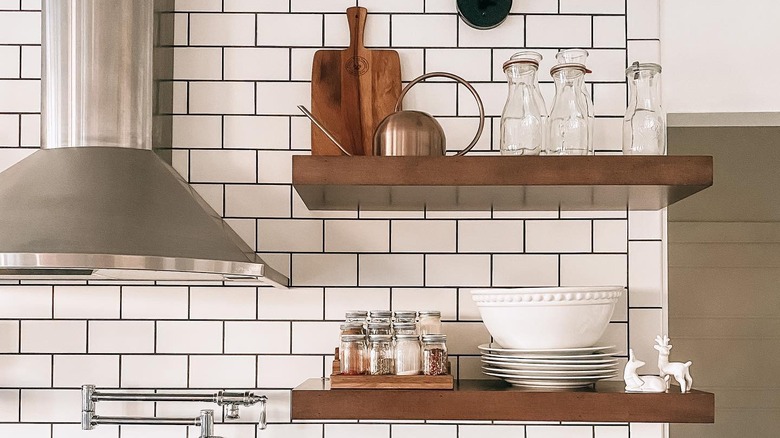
[655,335,670,346]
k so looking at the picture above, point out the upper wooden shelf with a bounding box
[291,378,715,423]
[292,155,713,211]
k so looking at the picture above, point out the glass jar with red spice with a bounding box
[421,334,448,376]
[339,334,367,375]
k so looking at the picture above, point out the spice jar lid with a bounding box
[368,334,393,342]
[345,310,368,318]
[367,322,391,328]
[395,334,421,340]
[340,322,364,329]
[421,334,447,342]
[341,334,366,341]
[392,322,416,329]
[418,310,441,317]
[393,310,417,318]
[369,310,392,318]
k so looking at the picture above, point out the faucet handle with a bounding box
[257,396,267,431]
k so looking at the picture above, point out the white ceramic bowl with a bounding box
[471,287,624,350]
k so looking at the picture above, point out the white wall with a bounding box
[661,0,780,113]
[0,1,667,437]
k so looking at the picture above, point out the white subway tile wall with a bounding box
[0,1,667,437]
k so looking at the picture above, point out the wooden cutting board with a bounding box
[311,7,401,156]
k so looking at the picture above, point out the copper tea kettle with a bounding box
[373,72,485,156]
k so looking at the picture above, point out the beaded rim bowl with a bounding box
[470,287,625,349]
[471,287,623,306]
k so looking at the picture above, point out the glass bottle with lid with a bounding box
[422,334,448,376]
[339,334,367,375]
[394,334,421,375]
[545,63,591,155]
[418,310,442,335]
[555,49,594,154]
[623,62,666,155]
[368,334,395,375]
[500,51,547,155]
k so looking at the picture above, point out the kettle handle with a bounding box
[395,72,485,157]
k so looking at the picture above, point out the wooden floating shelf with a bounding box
[291,378,715,423]
[292,155,713,211]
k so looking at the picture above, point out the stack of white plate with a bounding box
[479,343,620,389]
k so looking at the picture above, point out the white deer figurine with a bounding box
[654,335,693,393]
[623,349,667,393]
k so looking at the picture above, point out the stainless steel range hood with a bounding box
[0,0,289,287]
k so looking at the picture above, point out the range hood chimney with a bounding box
[0,0,289,287]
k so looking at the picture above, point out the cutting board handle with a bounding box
[346,6,367,50]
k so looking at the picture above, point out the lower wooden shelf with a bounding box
[291,378,714,423]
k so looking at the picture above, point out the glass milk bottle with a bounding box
[500,51,547,155]
[555,49,595,154]
[545,63,591,155]
[623,62,666,155]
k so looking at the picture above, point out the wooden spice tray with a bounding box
[330,373,454,389]
[331,349,454,389]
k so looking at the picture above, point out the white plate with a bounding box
[480,354,619,365]
[483,368,618,380]
[478,343,617,355]
[482,359,619,371]
[498,378,597,388]
[481,351,619,360]
[484,367,618,376]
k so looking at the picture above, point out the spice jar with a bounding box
[418,310,442,335]
[345,310,368,324]
[422,334,448,376]
[339,322,365,336]
[339,334,367,375]
[392,322,418,336]
[368,334,395,375]
[369,310,392,324]
[394,334,421,375]
[367,322,392,336]
[393,310,417,324]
